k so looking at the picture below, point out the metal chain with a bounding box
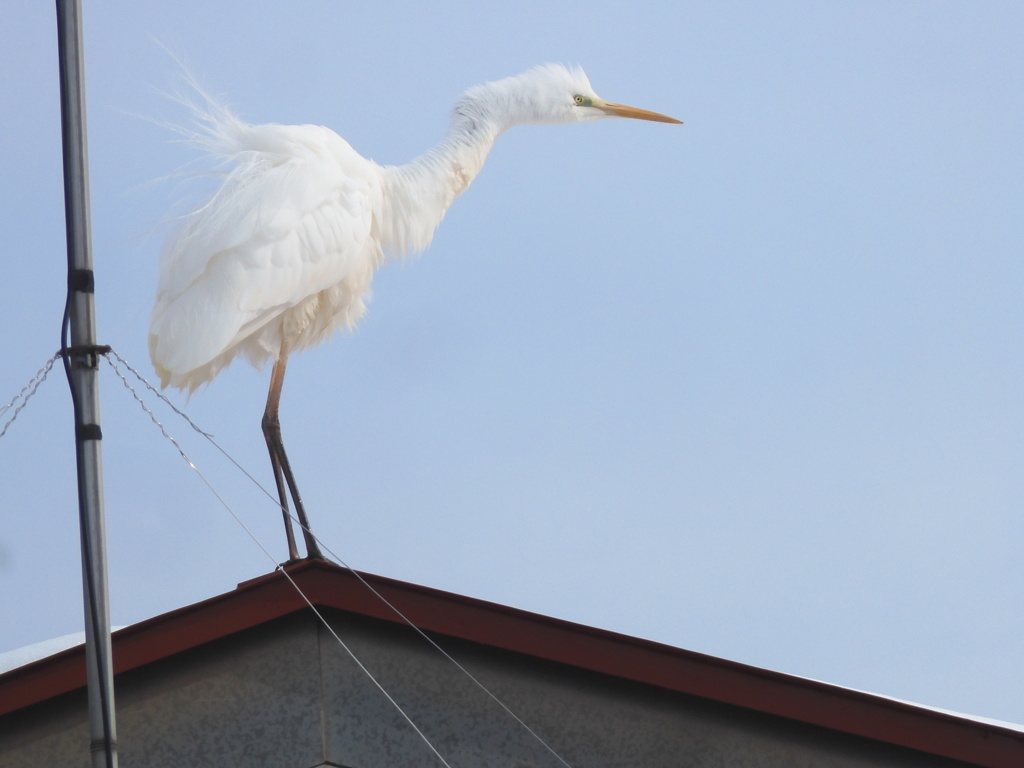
[0,353,61,439]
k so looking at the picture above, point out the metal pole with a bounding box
[55,1,118,767]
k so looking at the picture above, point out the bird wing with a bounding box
[149,121,383,389]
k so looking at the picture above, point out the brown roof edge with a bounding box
[2,559,1022,768]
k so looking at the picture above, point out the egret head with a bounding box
[456,64,681,131]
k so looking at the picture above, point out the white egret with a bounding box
[149,64,681,561]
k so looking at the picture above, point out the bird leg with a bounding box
[262,350,324,561]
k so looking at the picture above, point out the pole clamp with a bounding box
[69,268,95,293]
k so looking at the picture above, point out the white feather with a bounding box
[149,64,678,391]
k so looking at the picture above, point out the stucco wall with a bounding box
[0,608,979,768]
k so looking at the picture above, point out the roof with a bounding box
[2,559,1022,767]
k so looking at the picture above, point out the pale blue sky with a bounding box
[3,1,1024,728]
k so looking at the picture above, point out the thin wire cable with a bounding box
[0,353,60,438]
[103,351,572,768]
[104,353,453,768]
[105,350,274,495]
[311,542,574,768]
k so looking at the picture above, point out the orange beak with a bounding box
[594,99,682,124]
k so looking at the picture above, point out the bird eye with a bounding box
[573,95,585,105]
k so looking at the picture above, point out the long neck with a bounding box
[377,91,513,257]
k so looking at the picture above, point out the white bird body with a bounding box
[149,63,680,559]
[150,65,678,391]
[150,119,383,389]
